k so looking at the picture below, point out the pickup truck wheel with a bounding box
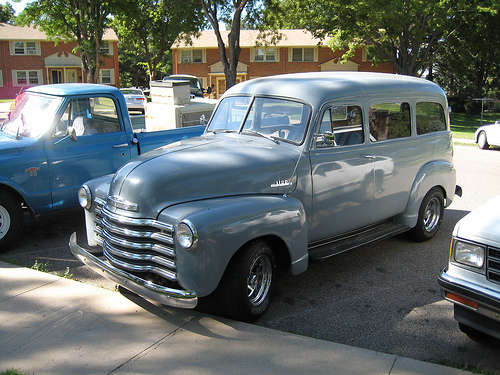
[0,191,24,251]
[217,240,276,322]
[409,187,444,242]
[477,131,489,149]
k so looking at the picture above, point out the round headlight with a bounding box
[176,221,198,249]
[78,185,92,210]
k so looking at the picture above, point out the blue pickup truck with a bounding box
[0,84,204,249]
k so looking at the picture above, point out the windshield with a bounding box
[207,96,311,144]
[1,92,63,138]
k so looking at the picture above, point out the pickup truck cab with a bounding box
[71,72,460,321]
[0,84,204,249]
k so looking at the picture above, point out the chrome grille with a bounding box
[487,246,500,285]
[93,198,177,282]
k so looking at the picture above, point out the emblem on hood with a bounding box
[271,179,293,188]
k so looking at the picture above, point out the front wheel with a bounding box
[409,188,444,242]
[215,240,276,322]
[477,131,489,149]
[0,191,24,251]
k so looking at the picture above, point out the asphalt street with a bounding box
[1,144,500,374]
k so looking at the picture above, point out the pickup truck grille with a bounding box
[487,246,500,285]
[93,198,177,282]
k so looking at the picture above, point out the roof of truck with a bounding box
[224,72,446,108]
[27,83,121,97]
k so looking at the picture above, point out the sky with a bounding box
[2,0,31,15]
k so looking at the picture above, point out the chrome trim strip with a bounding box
[103,247,177,281]
[70,233,197,309]
[104,241,176,270]
[102,206,174,232]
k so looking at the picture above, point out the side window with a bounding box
[369,102,411,141]
[318,105,364,147]
[416,102,446,134]
[53,97,121,137]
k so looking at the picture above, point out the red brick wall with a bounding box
[174,45,396,97]
[0,40,119,99]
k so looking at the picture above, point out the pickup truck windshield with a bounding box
[208,96,311,144]
[1,92,63,138]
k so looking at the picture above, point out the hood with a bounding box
[455,195,500,248]
[0,131,20,156]
[106,133,300,217]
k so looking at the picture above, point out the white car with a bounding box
[120,88,146,114]
[475,120,500,149]
[439,195,500,342]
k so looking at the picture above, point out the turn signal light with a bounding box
[445,292,478,309]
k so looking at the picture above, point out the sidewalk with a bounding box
[0,261,471,375]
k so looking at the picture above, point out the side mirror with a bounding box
[67,126,78,142]
[206,86,212,94]
[200,114,208,126]
[323,131,336,145]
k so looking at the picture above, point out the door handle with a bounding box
[112,143,129,148]
[362,154,376,160]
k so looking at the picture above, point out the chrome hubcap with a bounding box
[247,254,273,307]
[0,205,11,240]
[423,197,441,232]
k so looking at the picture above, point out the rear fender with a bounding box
[160,195,308,297]
[396,160,457,228]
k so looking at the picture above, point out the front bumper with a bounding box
[438,267,500,338]
[69,232,198,309]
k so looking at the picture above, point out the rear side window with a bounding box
[369,102,410,141]
[416,102,446,134]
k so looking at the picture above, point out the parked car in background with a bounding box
[475,120,500,149]
[120,88,147,114]
[162,74,211,97]
[439,195,500,342]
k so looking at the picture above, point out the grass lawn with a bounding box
[450,112,500,139]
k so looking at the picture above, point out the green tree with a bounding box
[201,0,260,89]
[17,0,123,83]
[434,9,500,113]
[262,0,493,77]
[113,0,204,83]
[0,2,15,23]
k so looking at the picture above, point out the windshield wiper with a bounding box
[242,129,279,144]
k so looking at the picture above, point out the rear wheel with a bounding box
[477,131,489,149]
[215,240,276,322]
[0,191,24,251]
[409,188,444,242]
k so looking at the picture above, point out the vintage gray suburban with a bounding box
[70,72,461,321]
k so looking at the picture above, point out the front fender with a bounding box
[159,195,308,297]
[396,160,457,228]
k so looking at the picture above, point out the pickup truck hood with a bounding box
[0,131,20,156]
[454,195,500,248]
[107,133,299,217]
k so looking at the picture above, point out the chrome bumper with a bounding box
[69,232,198,309]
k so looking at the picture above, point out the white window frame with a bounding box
[178,49,206,64]
[251,47,279,63]
[12,70,43,86]
[288,47,317,62]
[99,69,115,85]
[10,41,41,56]
[101,41,113,55]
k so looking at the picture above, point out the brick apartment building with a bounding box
[0,23,119,99]
[172,29,395,98]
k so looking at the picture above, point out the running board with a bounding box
[308,222,410,261]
